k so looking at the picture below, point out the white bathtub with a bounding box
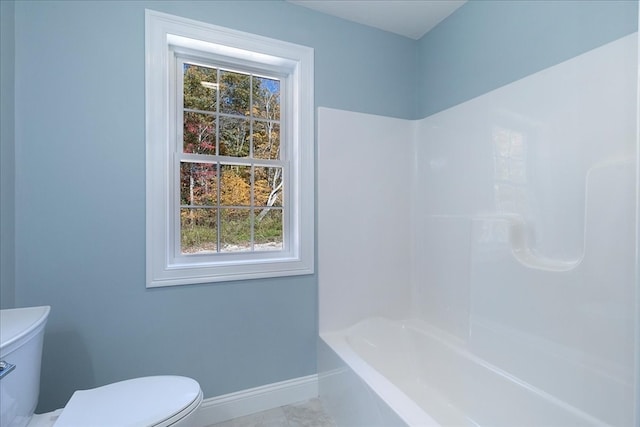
[319,317,611,427]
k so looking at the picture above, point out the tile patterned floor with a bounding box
[207,398,335,427]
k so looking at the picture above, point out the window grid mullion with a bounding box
[183,108,280,127]
[181,153,283,168]
[249,74,255,250]
[216,68,221,253]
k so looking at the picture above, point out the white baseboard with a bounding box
[194,374,319,426]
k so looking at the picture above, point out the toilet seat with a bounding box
[52,376,202,427]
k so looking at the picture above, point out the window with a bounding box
[145,10,314,287]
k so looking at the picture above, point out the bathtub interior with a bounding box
[325,318,615,426]
[318,30,638,427]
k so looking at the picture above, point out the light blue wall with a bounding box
[416,0,639,118]
[11,0,415,412]
[1,0,16,309]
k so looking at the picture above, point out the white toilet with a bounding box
[0,306,203,427]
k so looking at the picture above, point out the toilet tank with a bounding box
[0,306,51,427]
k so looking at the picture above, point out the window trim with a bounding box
[145,10,314,287]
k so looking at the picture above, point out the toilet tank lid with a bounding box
[0,306,50,355]
[53,376,202,427]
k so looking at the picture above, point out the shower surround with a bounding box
[318,31,639,426]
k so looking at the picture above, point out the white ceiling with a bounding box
[288,0,466,40]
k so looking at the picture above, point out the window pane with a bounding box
[220,208,251,252]
[253,77,280,121]
[219,70,250,116]
[183,64,217,111]
[219,116,250,157]
[254,166,283,207]
[253,121,280,160]
[180,162,218,206]
[181,208,217,254]
[255,208,283,251]
[220,165,251,206]
[184,112,216,154]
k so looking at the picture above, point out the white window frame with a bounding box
[145,10,314,287]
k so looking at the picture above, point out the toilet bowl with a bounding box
[0,306,203,427]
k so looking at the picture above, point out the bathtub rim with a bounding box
[319,328,441,427]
